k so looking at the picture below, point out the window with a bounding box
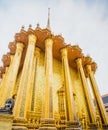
[102,96,108,104]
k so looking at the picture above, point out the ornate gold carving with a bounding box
[57,84,66,123]
[26,111,41,129]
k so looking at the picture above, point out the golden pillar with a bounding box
[39,38,56,130]
[22,48,41,113]
[0,68,9,100]
[0,43,24,107]
[30,47,41,112]
[60,47,76,122]
[44,38,53,118]
[0,55,14,101]
[86,64,108,124]
[76,58,96,124]
[13,34,37,119]
[8,43,24,98]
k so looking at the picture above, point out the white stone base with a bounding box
[0,114,14,130]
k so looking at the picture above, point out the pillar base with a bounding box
[88,123,98,130]
[0,114,14,130]
[12,117,28,130]
[102,124,108,130]
[39,118,57,130]
[65,121,82,130]
[12,126,28,130]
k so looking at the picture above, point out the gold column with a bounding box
[8,43,24,97]
[0,55,14,101]
[60,47,76,122]
[30,47,41,112]
[0,53,17,107]
[0,43,24,106]
[76,58,96,123]
[0,68,8,100]
[13,34,37,119]
[26,49,36,112]
[86,64,108,124]
[44,38,53,118]
[34,47,41,112]
[39,38,56,130]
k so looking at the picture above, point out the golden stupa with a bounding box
[0,9,108,130]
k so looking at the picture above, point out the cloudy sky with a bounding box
[0,0,108,95]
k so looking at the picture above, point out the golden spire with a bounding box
[47,8,51,30]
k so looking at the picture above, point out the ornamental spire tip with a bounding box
[47,8,51,30]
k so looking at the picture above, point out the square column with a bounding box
[76,58,96,125]
[39,38,57,130]
[13,34,37,121]
[30,47,41,112]
[86,64,108,127]
[0,43,24,107]
[60,48,81,130]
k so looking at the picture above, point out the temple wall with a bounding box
[53,58,64,113]
[33,51,45,113]
[14,51,89,120]
[70,68,88,119]
[0,26,107,129]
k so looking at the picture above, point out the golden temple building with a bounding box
[0,10,108,130]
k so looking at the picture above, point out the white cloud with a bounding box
[0,0,108,95]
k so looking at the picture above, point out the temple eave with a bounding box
[0,26,97,77]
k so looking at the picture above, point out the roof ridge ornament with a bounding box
[47,8,51,30]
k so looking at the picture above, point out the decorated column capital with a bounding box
[45,38,53,48]
[28,34,37,45]
[75,58,82,68]
[60,47,67,58]
[86,64,91,74]
[35,47,41,57]
[16,42,25,52]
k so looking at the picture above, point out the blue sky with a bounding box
[0,0,108,95]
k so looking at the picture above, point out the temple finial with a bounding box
[47,8,51,30]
